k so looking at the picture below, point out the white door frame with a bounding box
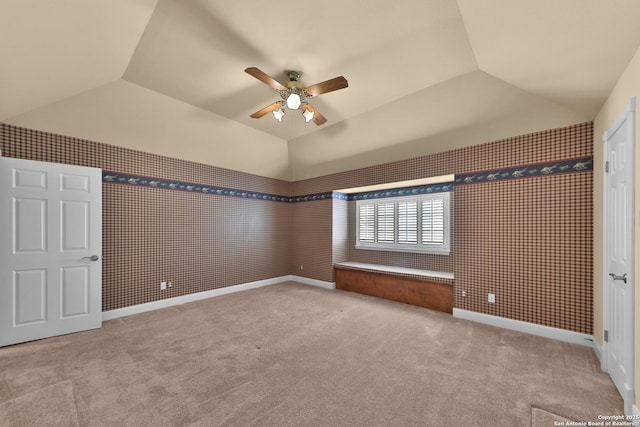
[602,97,635,415]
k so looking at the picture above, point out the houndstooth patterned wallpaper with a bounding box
[0,121,593,333]
[292,121,593,334]
[0,124,292,311]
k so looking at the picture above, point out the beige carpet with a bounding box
[0,282,623,426]
[0,380,80,426]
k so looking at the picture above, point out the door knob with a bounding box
[82,255,99,262]
[609,273,627,284]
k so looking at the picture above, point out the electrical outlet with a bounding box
[160,281,167,290]
[488,293,495,303]
[461,290,466,297]
[300,265,304,270]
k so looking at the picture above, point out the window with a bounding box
[356,193,451,255]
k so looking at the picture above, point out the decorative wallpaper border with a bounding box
[290,192,338,203]
[103,156,593,203]
[346,183,454,201]
[103,171,290,202]
[455,156,593,185]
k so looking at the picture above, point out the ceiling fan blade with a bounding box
[305,76,348,97]
[245,67,287,91]
[304,104,327,125]
[250,101,284,119]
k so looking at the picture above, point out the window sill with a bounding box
[355,244,450,256]
[335,262,454,280]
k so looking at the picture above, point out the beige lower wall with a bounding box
[593,44,640,410]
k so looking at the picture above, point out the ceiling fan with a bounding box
[245,67,348,125]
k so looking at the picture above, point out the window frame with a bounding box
[355,192,451,255]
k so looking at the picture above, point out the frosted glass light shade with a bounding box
[286,93,301,110]
[272,108,285,122]
[303,108,314,123]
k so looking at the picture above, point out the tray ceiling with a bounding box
[2,0,640,180]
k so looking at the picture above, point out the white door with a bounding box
[0,157,102,347]
[603,97,635,414]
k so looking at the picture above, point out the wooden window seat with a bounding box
[334,262,454,314]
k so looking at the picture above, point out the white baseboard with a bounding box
[453,308,594,347]
[289,275,336,290]
[102,275,335,321]
[592,337,603,365]
[102,276,291,321]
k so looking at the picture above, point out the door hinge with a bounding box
[604,330,609,343]
[605,161,609,173]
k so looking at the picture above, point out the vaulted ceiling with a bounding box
[2,0,640,180]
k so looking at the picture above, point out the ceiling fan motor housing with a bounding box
[286,70,301,82]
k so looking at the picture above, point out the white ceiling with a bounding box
[2,0,640,180]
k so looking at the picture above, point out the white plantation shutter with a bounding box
[355,192,450,254]
[358,203,375,242]
[421,197,445,245]
[397,200,418,244]
[377,202,395,243]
